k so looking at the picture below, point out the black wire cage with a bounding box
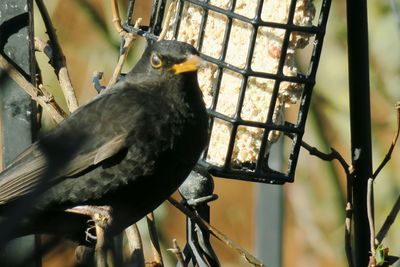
[124,0,332,184]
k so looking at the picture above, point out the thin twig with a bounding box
[34,36,53,59]
[299,135,356,264]
[167,239,186,267]
[105,19,141,90]
[110,0,124,35]
[367,178,376,256]
[167,197,266,267]
[35,0,79,112]
[285,133,351,176]
[146,212,164,266]
[0,54,65,123]
[125,224,145,267]
[376,194,400,244]
[158,0,177,41]
[106,0,142,90]
[345,202,355,267]
[366,103,400,265]
[287,134,356,265]
[372,102,400,179]
[303,143,350,175]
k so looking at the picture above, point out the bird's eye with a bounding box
[150,53,162,69]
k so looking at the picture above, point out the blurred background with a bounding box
[5,0,400,266]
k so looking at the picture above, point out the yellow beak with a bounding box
[171,55,201,74]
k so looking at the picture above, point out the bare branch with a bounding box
[105,19,141,90]
[287,133,356,266]
[376,194,400,244]
[0,54,65,123]
[146,212,164,266]
[35,0,79,112]
[167,239,186,267]
[110,0,124,35]
[34,36,52,59]
[285,133,351,176]
[168,197,266,267]
[125,224,146,267]
[106,0,142,90]
[372,103,400,179]
[304,143,350,175]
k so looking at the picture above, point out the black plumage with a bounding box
[0,40,208,241]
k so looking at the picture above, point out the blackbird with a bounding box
[0,40,208,242]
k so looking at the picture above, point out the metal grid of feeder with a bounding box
[123,0,332,184]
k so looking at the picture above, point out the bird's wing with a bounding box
[0,133,128,204]
[0,86,136,204]
[0,146,47,203]
[57,133,128,176]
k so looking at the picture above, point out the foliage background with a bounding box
[30,0,400,266]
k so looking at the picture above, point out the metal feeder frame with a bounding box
[124,0,332,184]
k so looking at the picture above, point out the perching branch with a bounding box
[167,197,266,267]
[35,0,79,112]
[110,0,125,35]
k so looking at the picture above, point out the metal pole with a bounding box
[346,0,373,266]
[0,0,38,266]
[255,139,283,267]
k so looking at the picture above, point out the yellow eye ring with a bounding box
[150,53,163,68]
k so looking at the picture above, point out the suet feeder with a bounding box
[124,0,332,184]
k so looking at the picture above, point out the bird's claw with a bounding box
[93,210,112,229]
[85,221,97,243]
[68,205,113,244]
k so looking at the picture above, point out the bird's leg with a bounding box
[66,205,113,267]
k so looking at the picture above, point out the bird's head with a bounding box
[131,40,202,78]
